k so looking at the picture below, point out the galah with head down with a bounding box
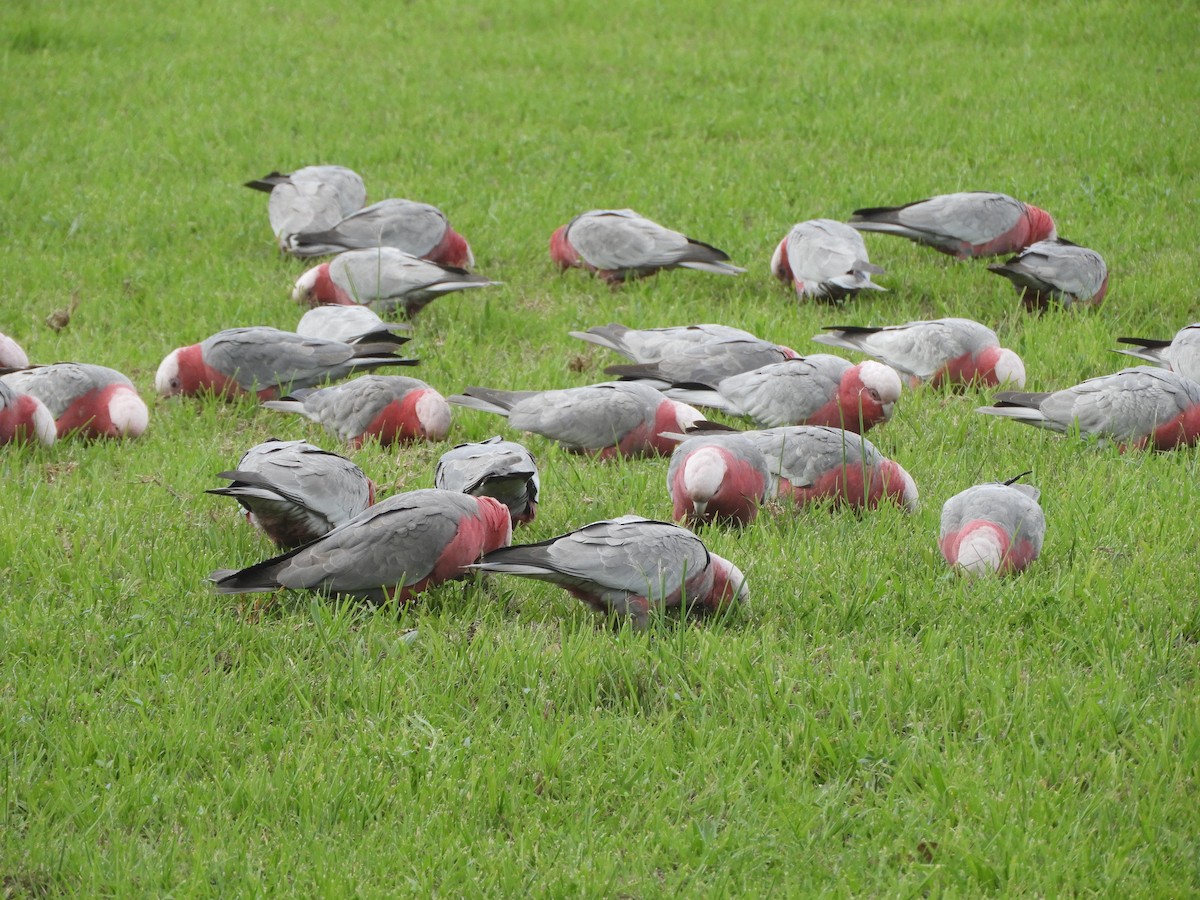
[664,355,901,434]
[283,198,474,268]
[263,375,452,448]
[211,489,513,605]
[849,191,1056,259]
[0,380,56,446]
[434,436,540,527]
[207,439,375,549]
[292,247,500,318]
[666,434,772,526]
[1115,323,1200,383]
[812,318,1026,389]
[988,239,1109,310]
[449,381,708,459]
[1,363,148,439]
[770,218,886,302]
[569,322,785,363]
[473,515,748,630]
[550,209,745,283]
[0,332,30,368]
[295,305,412,345]
[976,366,1200,451]
[939,476,1045,576]
[603,338,800,389]
[245,165,367,251]
[155,327,418,401]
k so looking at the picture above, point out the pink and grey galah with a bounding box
[155,327,418,401]
[283,198,474,268]
[664,355,901,434]
[245,166,367,252]
[434,436,540,527]
[770,219,886,302]
[472,515,748,630]
[262,375,452,448]
[603,337,800,389]
[211,489,513,605]
[449,381,708,459]
[570,322,785,363]
[975,366,1200,451]
[0,380,56,446]
[811,318,1026,389]
[1115,323,1200,383]
[295,305,413,345]
[0,331,30,368]
[988,239,1109,310]
[550,209,745,283]
[849,191,1056,259]
[207,439,375,549]
[1,363,148,439]
[939,476,1045,576]
[666,434,772,525]
[291,247,500,318]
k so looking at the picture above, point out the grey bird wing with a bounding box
[812,318,994,379]
[330,247,494,308]
[1036,367,1200,439]
[505,382,657,450]
[853,192,1023,244]
[605,339,792,385]
[567,209,734,271]
[295,306,412,344]
[298,375,427,441]
[435,436,540,510]
[0,363,130,417]
[941,483,1046,551]
[569,323,761,362]
[287,199,449,258]
[739,425,880,487]
[786,219,884,287]
[712,356,851,427]
[989,240,1107,300]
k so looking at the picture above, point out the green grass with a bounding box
[3,0,1199,894]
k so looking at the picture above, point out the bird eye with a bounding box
[866,388,882,402]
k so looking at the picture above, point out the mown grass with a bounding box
[2,0,1199,894]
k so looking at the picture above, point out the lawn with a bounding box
[2,0,1199,895]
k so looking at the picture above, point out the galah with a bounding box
[1115,323,1200,382]
[0,331,30,368]
[604,338,799,388]
[211,489,513,605]
[849,191,1056,259]
[1,363,148,439]
[291,247,500,318]
[155,327,418,401]
[207,439,375,548]
[666,434,771,525]
[988,239,1109,310]
[263,375,452,448]
[0,380,56,446]
[283,198,474,268]
[550,209,745,283]
[473,515,748,630]
[434,436,540,526]
[664,355,901,434]
[812,318,1026,389]
[245,166,367,251]
[569,322,779,362]
[770,219,886,302]
[975,366,1200,451]
[449,381,708,459]
[295,305,412,345]
[939,477,1045,576]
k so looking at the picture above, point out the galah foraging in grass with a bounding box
[666,434,771,525]
[211,489,513,605]
[849,191,1056,259]
[473,515,747,630]
[569,322,782,362]
[988,239,1109,310]
[0,380,56,446]
[295,305,412,345]
[939,476,1045,576]
[284,198,474,268]
[0,332,30,368]
[812,318,1026,389]
[975,366,1200,451]
[435,436,540,526]
[603,338,799,389]
[1115,323,1200,382]
[207,439,375,549]
[449,381,708,459]
[550,209,745,283]
[245,166,367,251]
[291,247,500,318]
[770,219,886,302]
[155,327,418,401]
[664,355,901,434]
[263,375,452,448]
[1,363,148,439]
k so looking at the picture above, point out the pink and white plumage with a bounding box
[245,166,367,251]
[940,479,1045,576]
[849,191,1056,259]
[435,436,540,527]
[812,318,1026,389]
[263,375,452,448]
[988,239,1108,310]
[666,434,772,525]
[550,209,745,283]
[473,515,747,630]
[1,363,148,439]
[211,489,513,605]
[770,219,886,302]
[0,380,56,446]
[207,439,375,548]
[569,323,780,362]
[1115,324,1200,383]
[292,247,500,318]
[0,332,30,368]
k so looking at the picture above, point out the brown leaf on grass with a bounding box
[45,293,81,332]
[916,841,939,863]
